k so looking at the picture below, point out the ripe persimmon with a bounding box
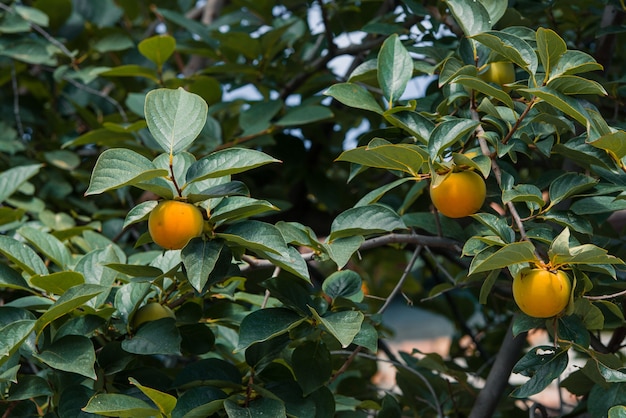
[513,269,571,318]
[429,170,486,218]
[148,200,204,250]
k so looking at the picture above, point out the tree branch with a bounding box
[468,320,527,418]
[239,232,459,272]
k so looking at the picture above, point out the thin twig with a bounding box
[62,76,128,122]
[471,108,532,244]
[239,233,459,272]
[377,245,423,315]
[0,3,76,65]
[501,98,536,145]
[11,62,24,139]
[584,288,626,300]
[332,349,444,417]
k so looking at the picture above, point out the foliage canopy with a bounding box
[0,0,625,417]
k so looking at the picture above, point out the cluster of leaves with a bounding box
[0,0,625,417]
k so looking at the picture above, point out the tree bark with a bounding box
[468,321,527,418]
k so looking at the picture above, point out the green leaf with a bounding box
[552,243,623,268]
[551,50,603,78]
[589,130,626,164]
[310,308,364,348]
[471,31,538,75]
[217,220,288,256]
[145,87,208,155]
[14,5,49,27]
[276,105,333,126]
[237,308,305,351]
[292,341,332,395]
[0,164,41,203]
[256,246,311,283]
[323,236,364,270]
[384,111,434,143]
[571,196,626,215]
[33,335,96,379]
[0,264,30,292]
[428,118,479,160]
[129,377,177,417]
[445,0,490,37]
[609,406,626,418]
[8,375,53,401]
[85,148,168,195]
[547,75,607,96]
[479,270,500,304]
[0,320,35,367]
[171,387,226,418]
[35,284,104,335]
[355,178,413,207]
[452,75,515,108]
[0,234,48,276]
[100,64,159,82]
[502,184,545,208]
[511,345,569,398]
[548,172,598,208]
[18,226,72,269]
[378,34,413,104]
[324,83,384,115]
[469,241,537,275]
[536,28,566,80]
[83,394,160,417]
[186,148,280,184]
[122,318,181,355]
[522,87,589,125]
[329,204,406,241]
[322,270,362,300]
[589,383,626,418]
[336,140,425,176]
[29,271,84,295]
[210,197,278,224]
[181,239,224,293]
[224,397,286,417]
[138,35,176,69]
[472,213,516,243]
[353,321,378,352]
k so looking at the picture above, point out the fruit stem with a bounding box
[168,154,184,198]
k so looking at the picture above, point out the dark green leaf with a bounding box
[378,34,413,104]
[511,345,569,398]
[329,204,406,241]
[237,308,305,351]
[33,335,96,379]
[121,318,181,355]
[181,239,224,293]
[83,393,160,417]
[324,83,383,115]
[292,341,332,395]
[469,241,537,275]
[428,118,479,160]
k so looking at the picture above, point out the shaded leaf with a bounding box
[324,83,383,115]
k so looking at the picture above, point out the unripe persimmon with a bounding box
[480,61,515,91]
[132,302,175,329]
[148,200,204,250]
[513,269,571,318]
[429,170,486,218]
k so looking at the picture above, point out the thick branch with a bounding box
[468,321,527,418]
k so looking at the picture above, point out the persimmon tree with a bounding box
[0,0,625,417]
